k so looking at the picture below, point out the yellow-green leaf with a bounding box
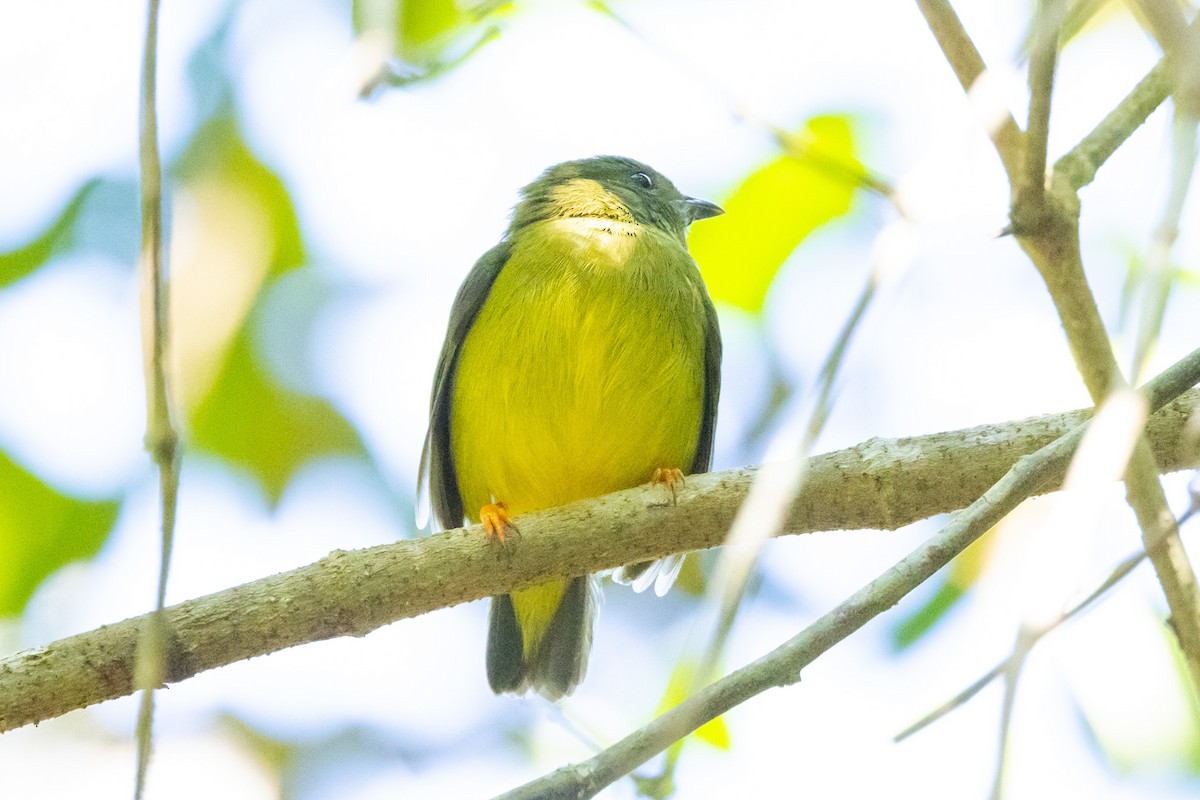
[657,660,731,750]
[0,450,119,617]
[891,580,965,650]
[353,0,509,67]
[690,115,861,314]
[398,0,467,56]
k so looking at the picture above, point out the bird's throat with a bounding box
[546,178,635,224]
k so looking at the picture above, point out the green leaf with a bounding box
[189,324,367,506]
[890,580,965,650]
[657,659,731,750]
[0,180,96,289]
[689,115,862,314]
[173,116,364,505]
[398,0,468,55]
[175,117,305,280]
[891,521,999,649]
[353,0,509,67]
[0,450,119,617]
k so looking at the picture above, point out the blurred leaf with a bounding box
[0,179,140,291]
[891,581,965,650]
[398,0,468,55]
[690,115,861,314]
[173,116,367,505]
[353,0,509,68]
[0,450,119,617]
[170,123,302,416]
[216,714,295,773]
[891,524,997,649]
[189,324,367,506]
[175,117,304,281]
[657,660,731,750]
[0,181,91,289]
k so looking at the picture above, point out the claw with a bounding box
[651,467,686,506]
[480,502,519,551]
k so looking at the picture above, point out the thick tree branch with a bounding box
[0,383,1197,733]
[494,346,1200,800]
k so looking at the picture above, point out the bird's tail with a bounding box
[486,575,594,701]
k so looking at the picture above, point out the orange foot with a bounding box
[652,467,686,506]
[480,502,518,550]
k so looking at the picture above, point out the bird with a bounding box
[418,155,723,700]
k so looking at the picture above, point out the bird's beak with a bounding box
[683,196,724,223]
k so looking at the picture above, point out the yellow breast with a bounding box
[450,217,708,518]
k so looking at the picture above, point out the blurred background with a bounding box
[1,0,1199,797]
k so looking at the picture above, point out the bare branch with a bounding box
[989,626,1033,800]
[1020,0,1065,213]
[1132,0,1190,54]
[1054,56,1173,191]
[135,0,181,795]
[895,547,1148,742]
[590,1,899,205]
[1054,11,1200,192]
[0,382,1197,734]
[914,0,1025,179]
[1131,32,1200,378]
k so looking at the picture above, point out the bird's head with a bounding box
[509,156,723,241]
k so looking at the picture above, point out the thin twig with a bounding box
[1058,56,1173,190]
[1020,0,1064,213]
[989,625,1033,800]
[913,0,1025,180]
[1056,0,1110,48]
[1131,19,1200,379]
[491,350,1200,800]
[590,0,900,205]
[1132,112,1197,380]
[894,547,1148,742]
[1052,12,1200,191]
[1133,0,1189,54]
[134,0,181,796]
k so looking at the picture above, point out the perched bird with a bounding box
[419,156,723,700]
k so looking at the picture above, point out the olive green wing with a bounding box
[416,241,513,530]
[689,291,722,474]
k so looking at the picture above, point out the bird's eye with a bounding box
[631,172,653,189]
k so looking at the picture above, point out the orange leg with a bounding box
[480,502,518,549]
[651,467,686,506]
